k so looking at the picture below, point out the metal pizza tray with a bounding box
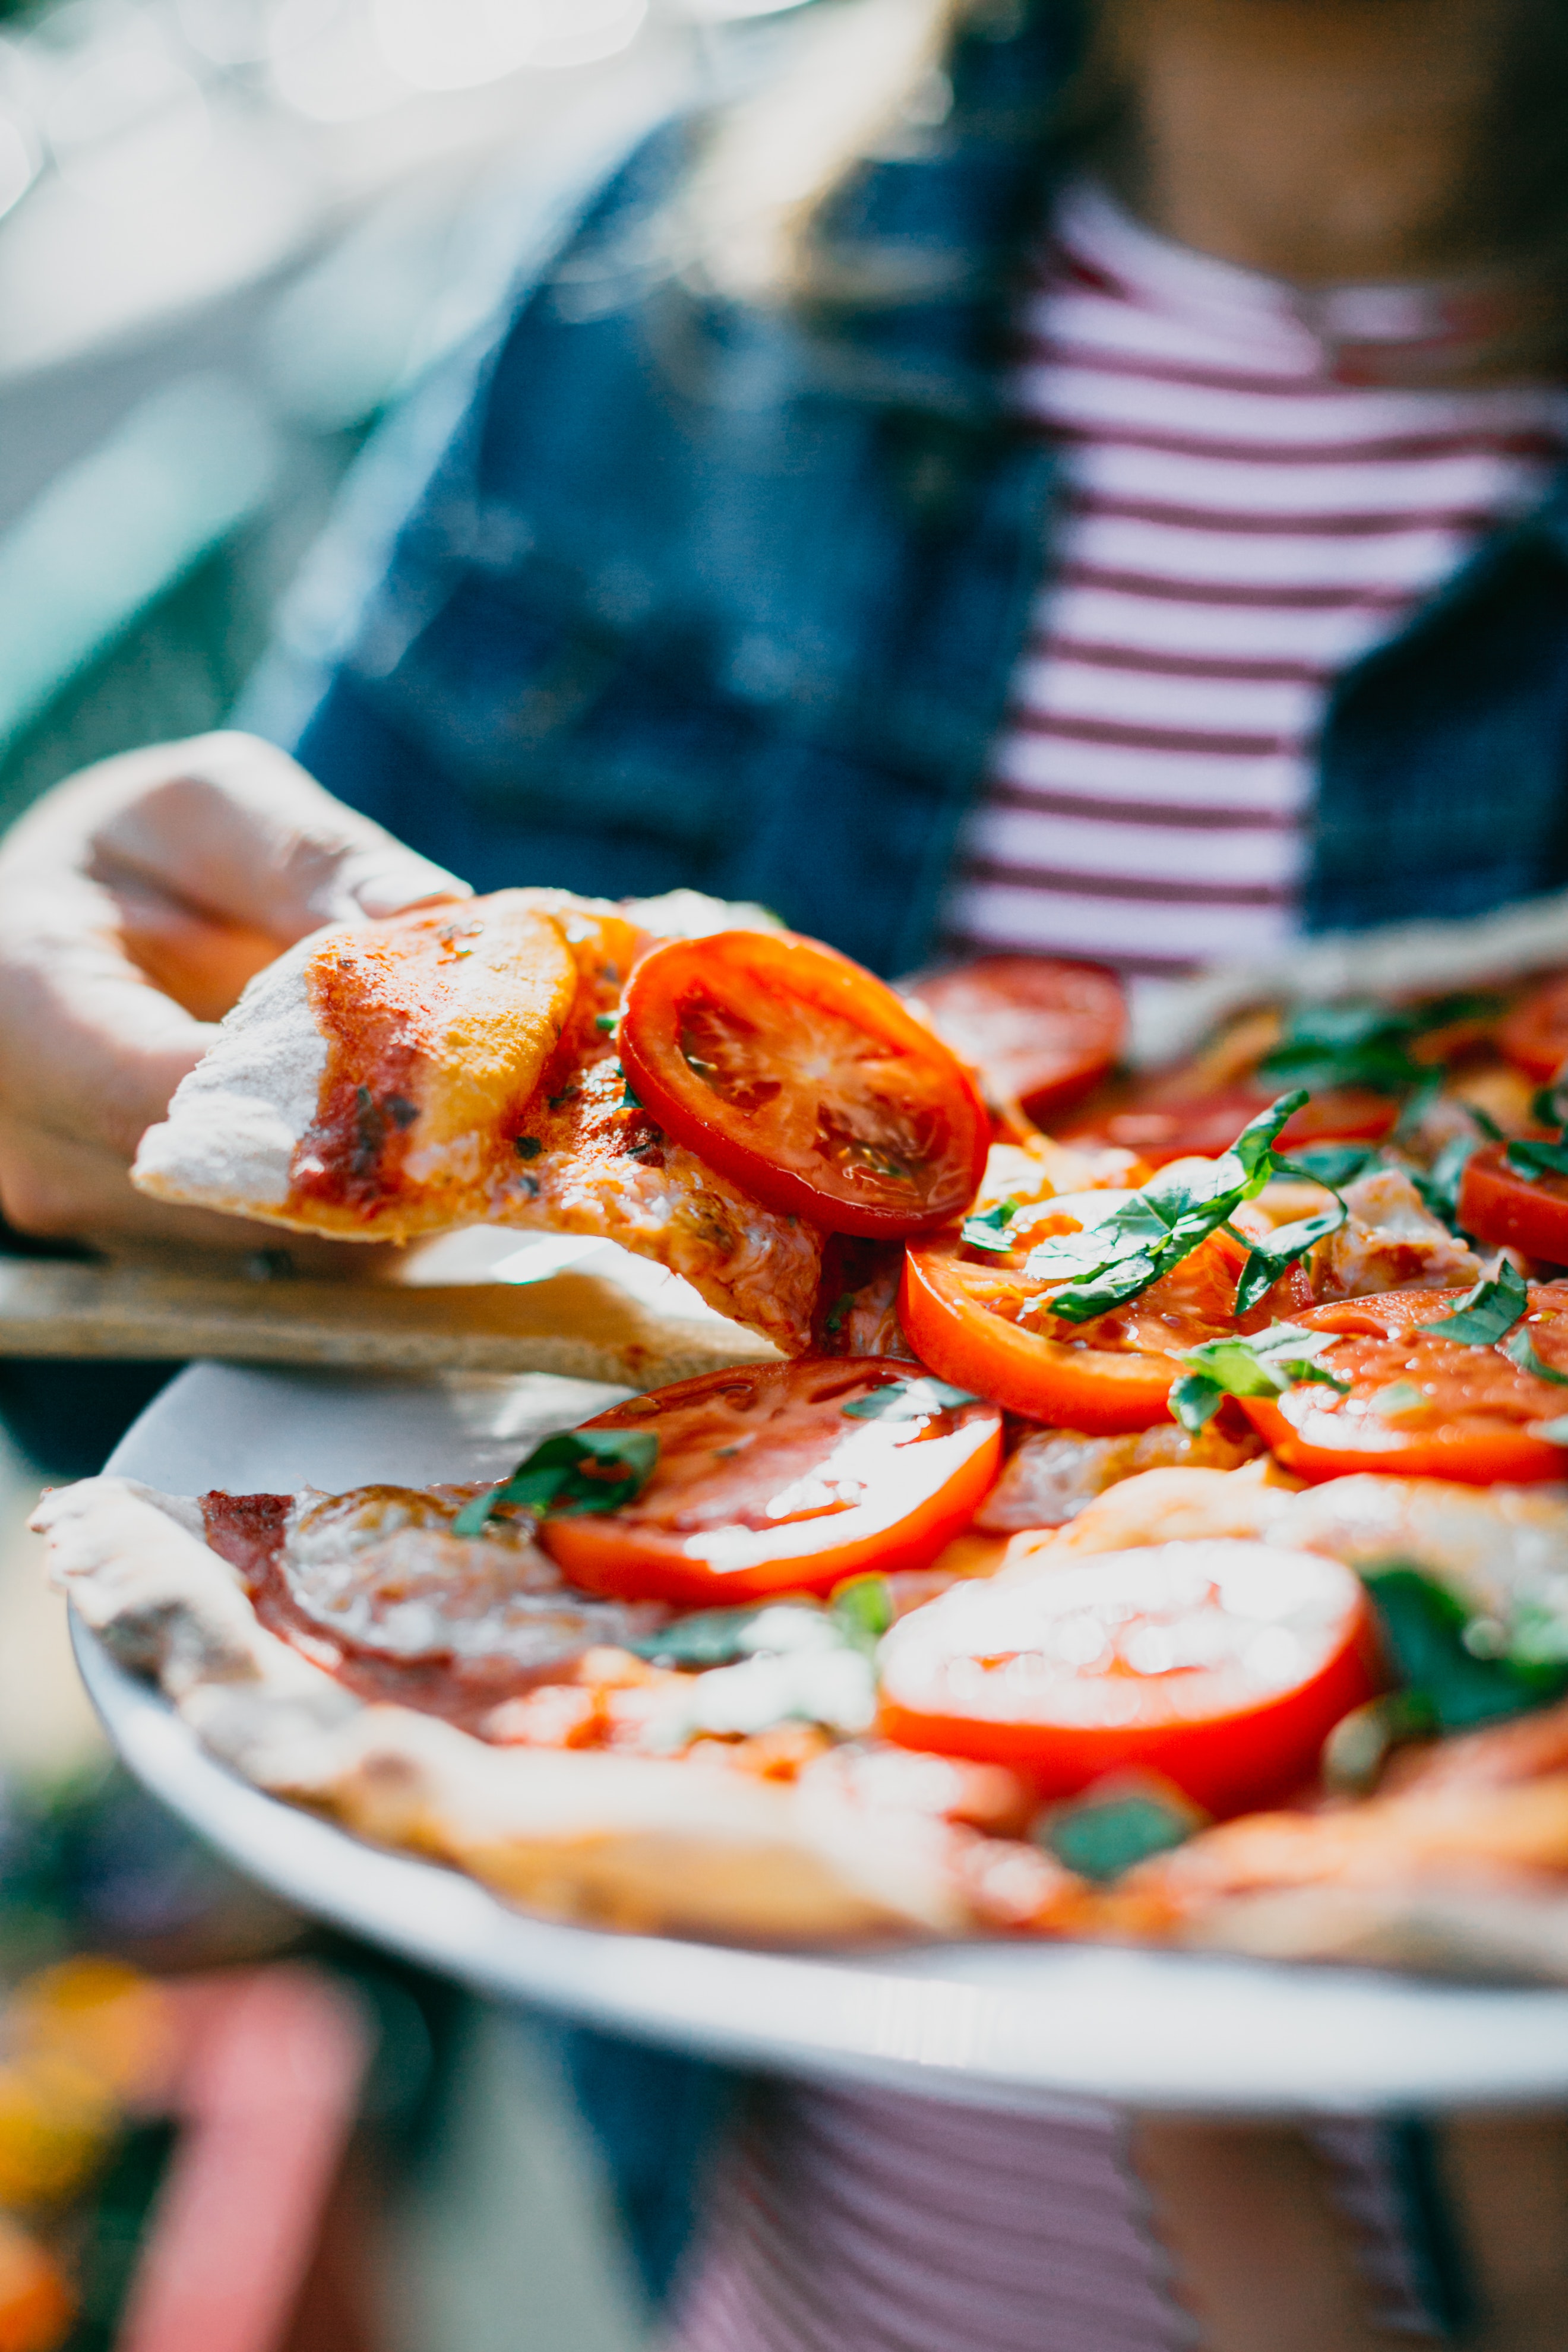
[71,1358,1568,2117]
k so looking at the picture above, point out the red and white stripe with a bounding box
[669,2082,1189,2352]
[666,2083,1438,2352]
[945,181,1568,978]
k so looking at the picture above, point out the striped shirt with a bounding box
[945,179,1568,981]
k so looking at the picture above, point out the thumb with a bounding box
[79,732,470,943]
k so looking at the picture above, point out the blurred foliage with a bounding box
[0,1757,472,2347]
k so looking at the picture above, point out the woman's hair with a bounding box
[676,0,1099,307]
[675,0,1568,334]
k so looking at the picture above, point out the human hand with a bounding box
[0,732,467,1258]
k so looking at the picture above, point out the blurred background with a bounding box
[0,2,824,2342]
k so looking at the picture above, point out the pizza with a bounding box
[36,895,1568,1971]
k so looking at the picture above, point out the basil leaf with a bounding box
[1418,1257,1528,1346]
[1044,1792,1198,1882]
[1323,1690,1440,1794]
[1507,1138,1568,1183]
[1368,1382,1427,1418]
[631,1604,770,1668]
[1232,1197,1348,1316]
[1170,1323,1350,1433]
[1392,1067,1445,1142]
[1408,1131,1480,1229]
[1031,1092,1308,1324]
[841,1377,979,1420]
[1362,1565,1562,1730]
[829,1573,894,1652]
[1273,1143,1377,1189]
[1168,1371,1225,1432]
[960,1197,1019,1254]
[451,1425,659,1535]
[1503,1325,1568,1384]
[1260,1000,1425,1095]
[1532,1080,1568,1131]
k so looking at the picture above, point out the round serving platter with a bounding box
[72,1357,1568,2116]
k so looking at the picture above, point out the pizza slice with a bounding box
[132,889,827,1355]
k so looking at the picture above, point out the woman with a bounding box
[3,0,1568,2341]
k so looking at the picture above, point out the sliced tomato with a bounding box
[539,1358,1003,1605]
[1458,1143,1568,1265]
[899,1223,1255,1433]
[618,931,989,1237]
[1062,1083,1397,1168]
[1238,1284,1568,1484]
[904,956,1126,1124]
[877,1539,1379,1816]
[1499,972,1568,1082]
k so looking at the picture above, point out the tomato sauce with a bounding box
[288,925,461,1218]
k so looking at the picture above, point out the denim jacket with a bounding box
[276,3,1568,978]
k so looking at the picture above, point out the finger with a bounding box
[15,734,469,944]
[107,877,284,1023]
[0,881,217,1161]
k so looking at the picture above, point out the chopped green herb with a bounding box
[628,1588,890,1736]
[1408,1131,1481,1229]
[1230,1197,1348,1316]
[1418,1257,1528,1346]
[1368,1382,1427,1418]
[829,1573,894,1653]
[1323,1691,1440,1794]
[1025,1092,1307,1324]
[618,1067,643,1111]
[451,1426,659,1537]
[594,1012,620,1035]
[514,1136,542,1161]
[630,1602,774,1669]
[1273,1143,1377,1190]
[1391,1067,1446,1141]
[841,1376,980,1421]
[1532,1080,1568,1130]
[960,1197,1020,1254]
[1043,1791,1198,1882]
[1362,1564,1564,1730]
[823,1291,856,1336]
[1260,1000,1425,1096]
[1507,1137,1568,1183]
[1503,1325,1568,1384]
[1168,1321,1349,1433]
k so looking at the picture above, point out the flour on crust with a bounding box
[134,937,330,1216]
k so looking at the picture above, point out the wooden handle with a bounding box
[0,1257,774,1390]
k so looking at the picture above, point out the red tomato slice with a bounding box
[539,1358,1003,1605]
[899,1224,1256,1433]
[1499,972,1568,1082]
[1063,1083,1397,1168]
[1458,1143,1568,1265]
[905,956,1127,1123]
[877,1539,1379,1816]
[619,931,989,1237]
[1239,1284,1568,1484]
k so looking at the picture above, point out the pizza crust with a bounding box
[134,937,329,1218]
[34,1477,970,1943]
